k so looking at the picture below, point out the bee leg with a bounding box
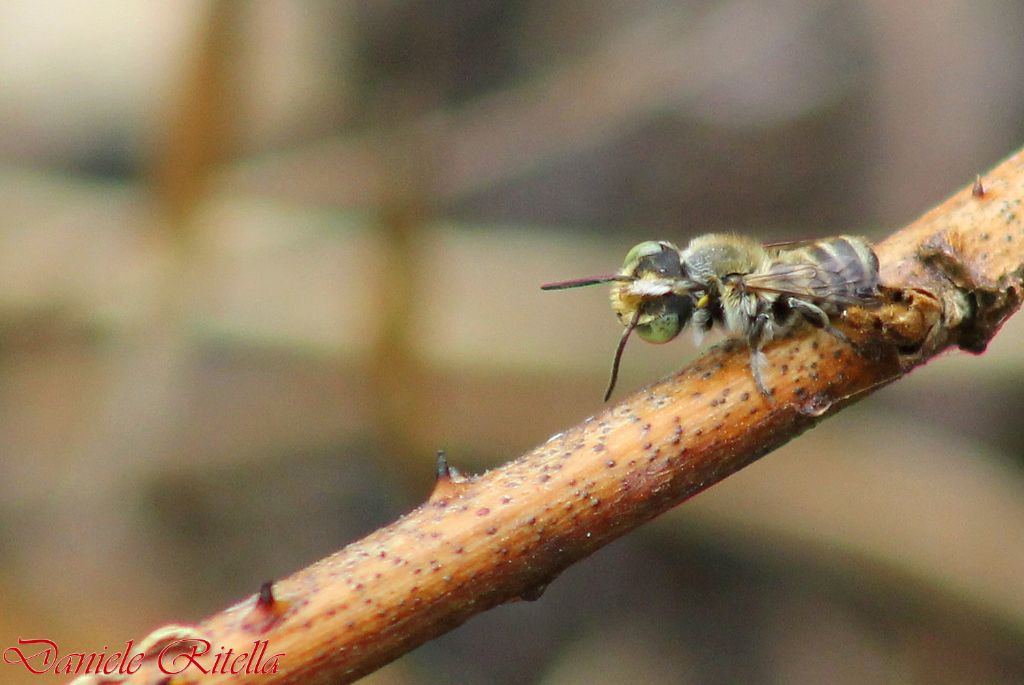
[787,297,849,344]
[747,313,774,401]
[692,307,713,345]
[750,349,772,400]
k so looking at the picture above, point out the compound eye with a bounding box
[622,241,666,270]
[635,295,693,344]
[636,314,681,343]
[623,241,683,281]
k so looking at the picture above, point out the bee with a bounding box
[542,234,880,400]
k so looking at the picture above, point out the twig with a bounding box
[113,149,1023,685]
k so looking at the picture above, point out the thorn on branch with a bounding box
[972,174,986,198]
[430,449,470,505]
[244,580,290,633]
[257,580,276,608]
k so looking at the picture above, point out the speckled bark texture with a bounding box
[116,151,1024,685]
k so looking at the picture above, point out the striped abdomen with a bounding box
[781,235,880,304]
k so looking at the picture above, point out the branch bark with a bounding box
[114,151,1024,685]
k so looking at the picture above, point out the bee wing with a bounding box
[740,263,878,305]
[760,238,818,250]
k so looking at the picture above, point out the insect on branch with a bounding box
[116,149,1024,685]
[542,234,882,402]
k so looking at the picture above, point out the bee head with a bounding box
[614,241,694,343]
[541,240,699,401]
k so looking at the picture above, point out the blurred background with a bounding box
[2,2,1024,684]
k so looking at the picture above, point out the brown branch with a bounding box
[115,149,1024,685]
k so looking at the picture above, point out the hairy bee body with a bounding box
[680,233,771,340]
[544,234,880,400]
[685,234,879,336]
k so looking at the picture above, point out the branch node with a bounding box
[918,227,1020,352]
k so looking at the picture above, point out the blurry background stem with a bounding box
[369,126,436,496]
[38,3,242,617]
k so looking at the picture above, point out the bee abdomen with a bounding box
[805,235,879,298]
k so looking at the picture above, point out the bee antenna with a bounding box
[541,274,626,290]
[604,310,639,401]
